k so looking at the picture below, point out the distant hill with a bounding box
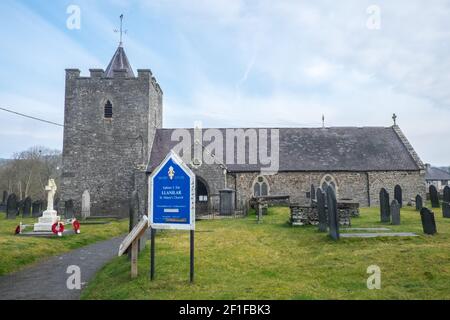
[438,166,450,173]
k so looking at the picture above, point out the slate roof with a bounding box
[105,46,135,78]
[425,166,450,180]
[147,127,423,173]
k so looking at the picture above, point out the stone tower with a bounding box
[60,44,163,217]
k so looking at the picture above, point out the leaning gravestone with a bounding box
[420,207,437,235]
[316,188,327,232]
[6,193,17,219]
[32,200,42,217]
[429,185,440,208]
[444,186,450,203]
[326,186,339,241]
[64,199,74,219]
[390,199,400,225]
[415,194,423,211]
[379,188,391,223]
[394,185,403,208]
[22,197,32,218]
[81,190,90,219]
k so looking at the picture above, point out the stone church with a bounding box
[60,43,426,217]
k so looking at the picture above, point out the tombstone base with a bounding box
[33,210,60,232]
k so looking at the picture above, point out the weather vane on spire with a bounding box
[114,14,127,47]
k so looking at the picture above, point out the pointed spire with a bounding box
[105,46,135,78]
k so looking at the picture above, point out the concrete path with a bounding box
[0,235,125,300]
[340,232,418,238]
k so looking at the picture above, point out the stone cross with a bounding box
[45,179,57,211]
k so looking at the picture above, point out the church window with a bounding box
[253,176,269,197]
[320,174,338,195]
[104,100,113,119]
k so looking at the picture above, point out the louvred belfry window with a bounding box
[104,100,113,119]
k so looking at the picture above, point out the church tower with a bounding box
[60,40,163,217]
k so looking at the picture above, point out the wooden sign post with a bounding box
[149,151,196,283]
[118,215,149,278]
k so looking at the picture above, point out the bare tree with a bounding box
[0,146,61,200]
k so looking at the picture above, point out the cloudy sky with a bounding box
[0,0,449,165]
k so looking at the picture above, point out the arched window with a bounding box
[104,100,113,119]
[320,174,338,195]
[253,176,269,197]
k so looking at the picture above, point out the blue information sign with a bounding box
[149,151,195,230]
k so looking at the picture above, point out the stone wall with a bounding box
[60,69,162,217]
[230,170,424,208]
[368,170,426,206]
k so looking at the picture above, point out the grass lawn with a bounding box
[0,212,128,276]
[82,204,450,300]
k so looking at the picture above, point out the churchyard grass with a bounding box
[0,212,128,276]
[82,205,450,300]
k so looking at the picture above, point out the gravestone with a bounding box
[64,200,74,219]
[420,207,437,235]
[379,188,391,223]
[415,194,423,211]
[1,190,7,204]
[390,199,400,225]
[17,200,24,216]
[6,193,17,219]
[22,197,32,218]
[443,186,450,203]
[394,185,403,208]
[32,200,42,217]
[81,190,90,219]
[316,188,327,232]
[326,186,339,241]
[429,185,440,208]
[310,184,316,202]
[442,201,450,219]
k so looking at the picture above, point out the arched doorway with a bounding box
[196,177,209,215]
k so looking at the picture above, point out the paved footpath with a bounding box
[0,235,125,300]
